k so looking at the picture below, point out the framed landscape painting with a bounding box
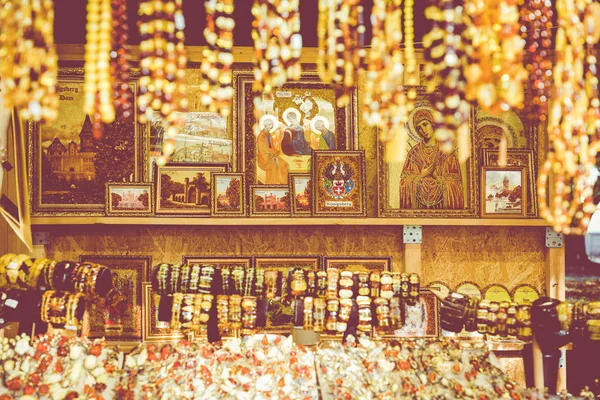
[480,166,527,218]
[79,255,151,342]
[250,185,291,217]
[211,173,246,217]
[155,163,228,215]
[289,173,311,215]
[232,68,357,186]
[106,183,153,216]
[377,87,477,217]
[29,68,145,215]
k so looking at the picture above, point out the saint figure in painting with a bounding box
[399,109,464,209]
[281,107,312,156]
[310,116,336,150]
[256,115,289,184]
[395,297,428,336]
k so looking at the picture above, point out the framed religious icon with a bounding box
[148,111,232,180]
[312,150,366,217]
[211,173,246,217]
[79,255,151,342]
[232,68,357,186]
[142,282,185,342]
[377,87,477,217]
[324,257,391,273]
[289,173,312,216]
[482,149,537,216]
[155,163,228,215]
[390,290,440,338]
[480,166,527,218]
[250,185,291,217]
[253,256,321,332]
[105,182,153,216]
[29,68,146,215]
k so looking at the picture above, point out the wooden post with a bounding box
[546,243,567,393]
[404,243,422,275]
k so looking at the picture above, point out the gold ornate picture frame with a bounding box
[79,255,151,342]
[29,67,146,215]
[289,173,311,216]
[324,257,391,273]
[106,182,153,216]
[389,290,440,339]
[481,148,537,217]
[249,184,291,217]
[232,67,358,186]
[211,172,246,217]
[181,256,252,269]
[480,166,527,218]
[142,282,186,342]
[377,87,477,217]
[312,150,366,217]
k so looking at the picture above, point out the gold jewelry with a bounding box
[241,296,257,336]
[229,294,242,338]
[304,297,314,331]
[171,293,184,330]
[65,292,84,328]
[314,298,326,332]
[41,290,56,323]
[216,294,229,336]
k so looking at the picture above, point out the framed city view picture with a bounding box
[148,112,232,180]
[253,256,321,332]
[155,163,228,215]
[377,87,477,217]
[232,68,357,186]
[211,173,246,217]
[106,182,153,216]
[390,290,440,339]
[142,283,185,342]
[480,166,527,218]
[324,257,391,273]
[289,173,311,215]
[250,185,291,217]
[79,255,151,342]
[29,68,146,215]
[482,148,537,216]
[312,150,366,217]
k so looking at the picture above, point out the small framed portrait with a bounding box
[211,173,246,217]
[481,166,527,218]
[79,255,151,342]
[481,148,537,217]
[391,290,440,338]
[324,257,391,273]
[289,173,312,216]
[312,150,366,217]
[250,185,291,217]
[253,256,321,332]
[155,163,228,215]
[105,183,153,216]
[142,282,186,342]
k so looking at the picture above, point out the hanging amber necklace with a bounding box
[111,0,134,123]
[200,0,235,117]
[251,0,302,95]
[0,0,58,123]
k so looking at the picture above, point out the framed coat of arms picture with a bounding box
[312,150,366,217]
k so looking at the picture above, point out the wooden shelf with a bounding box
[30,216,551,227]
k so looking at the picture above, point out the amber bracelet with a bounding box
[171,293,184,330]
[375,297,391,334]
[304,297,314,331]
[357,295,372,333]
[326,299,339,334]
[337,298,352,333]
[314,298,326,333]
[41,290,56,323]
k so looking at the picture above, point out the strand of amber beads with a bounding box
[0,0,58,123]
[463,0,527,114]
[362,0,409,144]
[138,0,188,165]
[538,0,599,235]
[520,0,554,122]
[200,0,235,117]
[251,0,302,95]
[423,0,470,160]
[84,0,116,137]
[110,0,134,123]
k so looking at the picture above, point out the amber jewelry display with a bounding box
[200,0,235,117]
[314,298,326,333]
[357,295,372,333]
[241,296,257,336]
[303,297,314,330]
[374,297,391,335]
[110,0,134,124]
[520,0,553,121]
[229,295,242,338]
[463,0,527,114]
[338,271,353,299]
[137,0,188,165]
[423,0,470,161]
[370,272,380,298]
[65,292,85,329]
[216,294,230,336]
[538,0,599,235]
[0,0,58,123]
[170,293,184,330]
[326,268,339,299]
[251,0,302,95]
[325,298,339,334]
[362,0,409,148]
[84,0,115,139]
[317,0,365,107]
